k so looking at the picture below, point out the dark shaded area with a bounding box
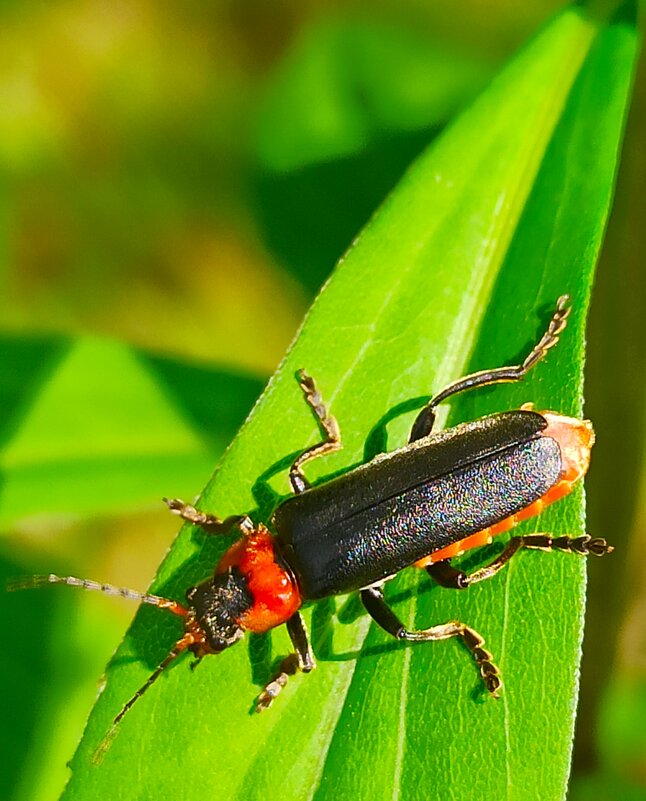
[0,333,72,451]
[251,127,440,295]
[0,334,72,510]
[0,553,63,799]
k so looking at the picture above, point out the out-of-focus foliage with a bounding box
[0,2,643,801]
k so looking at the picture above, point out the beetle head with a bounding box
[185,567,254,655]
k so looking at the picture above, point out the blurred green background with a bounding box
[0,2,643,800]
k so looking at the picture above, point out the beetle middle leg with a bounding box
[360,585,501,696]
[289,370,342,494]
[256,611,316,711]
[427,533,613,590]
[409,295,571,442]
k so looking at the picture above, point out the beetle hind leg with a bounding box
[426,533,614,590]
[516,533,613,556]
[289,370,342,494]
[360,586,501,697]
[409,295,571,442]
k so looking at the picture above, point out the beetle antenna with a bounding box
[92,632,196,764]
[7,574,188,616]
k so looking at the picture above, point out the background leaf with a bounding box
[0,335,263,526]
[252,20,495,296]
[54,6,638,801]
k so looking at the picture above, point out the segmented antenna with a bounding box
[92,632,197,764]
[8,572,200,760]
[7,573,188,616]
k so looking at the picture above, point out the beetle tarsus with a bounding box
[256,653,301,712]
[163,498,254,536]
[480,661,502,698]
[520,533,613,556]
[426,531,613,590]
[361,586,503,697]
[409,295,572,442]
[521,294,570,372]
[403,620,502,698]
[289,370,342,494]
[255,612,316,711]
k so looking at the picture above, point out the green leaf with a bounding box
[0,334,263,526]
[61,6,638,801]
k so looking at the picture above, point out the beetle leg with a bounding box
[426,533,613,589]
[256,612,315,711]
[404,622,501,698]
[409,295,571,442]
[163,498,254,536]
[360,585,501,697]
[511,533,613,556]
[289,370,342,494]
[426,539,523,589]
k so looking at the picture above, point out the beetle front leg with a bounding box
[427,533,614,590]
[289,370,342,494]
[163,498,254,537]
[360,585,501,697]
[256,612,315,711]
[409,295,571,442]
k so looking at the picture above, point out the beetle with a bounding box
[10,295,612,758]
